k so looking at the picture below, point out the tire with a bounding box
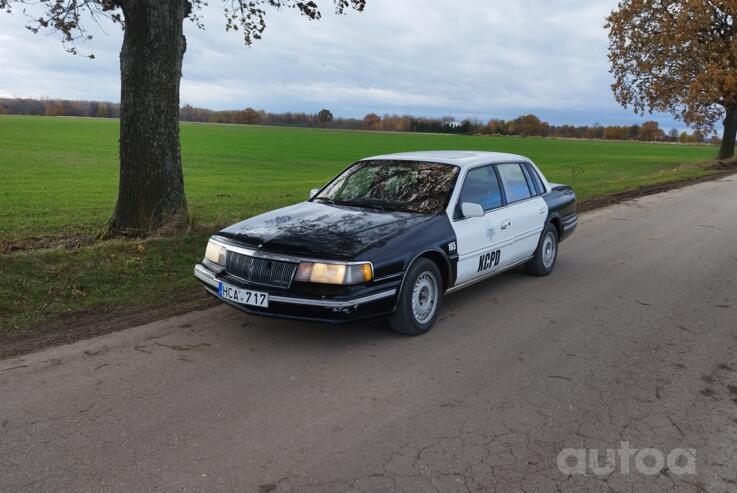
[389,258,443,336]
[525,223,559,276]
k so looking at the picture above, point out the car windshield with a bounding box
[314,160,460,215]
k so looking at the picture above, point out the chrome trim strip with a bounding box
[195,263,396,308]
[212,237,301,263]
[445,256,534,294]
[211,236,374,269]
[562,216,578,230]
[194,264,218,288]
[270,290,397,308]
[374,273,403,282]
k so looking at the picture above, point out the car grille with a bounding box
[225,251,298,289]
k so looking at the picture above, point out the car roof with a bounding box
[362,151,529,168]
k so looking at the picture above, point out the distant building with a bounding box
[444,121,462,129]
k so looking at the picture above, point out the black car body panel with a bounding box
[217,201,457,282]
[195,205,458,323]
[218,202,434,260]
[543,184,577,241]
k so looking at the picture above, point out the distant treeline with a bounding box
[0,97,713,144]
[0,97,121,119]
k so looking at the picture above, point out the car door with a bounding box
[451,165,516,285]
[494,163,548,264]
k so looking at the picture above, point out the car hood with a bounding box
[218,201,434,260]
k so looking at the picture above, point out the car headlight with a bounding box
[295,261,373,285]
[204,240,226,266]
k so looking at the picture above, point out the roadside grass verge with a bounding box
[0,234,209,335]
[0,115,728,348]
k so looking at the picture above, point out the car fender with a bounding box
[392,248,454,311]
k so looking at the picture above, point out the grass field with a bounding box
[0,115,722,339]
[0,115,717,240]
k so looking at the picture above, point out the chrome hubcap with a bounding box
[542,232,557,268]
[412,272,438,324]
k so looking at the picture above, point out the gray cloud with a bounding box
[0,0,682,128]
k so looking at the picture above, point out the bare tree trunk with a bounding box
[106,0,189,237]
[718,105,737,160]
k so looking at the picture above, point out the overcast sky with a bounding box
[0,0,683,128]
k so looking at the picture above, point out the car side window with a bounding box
[520,164,538,195]
[524,163,546,195]
[496,163,533,203]
[455,165,503,218]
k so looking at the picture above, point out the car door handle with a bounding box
[501,220,512,230]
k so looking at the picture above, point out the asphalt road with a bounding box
[2,177,737,493]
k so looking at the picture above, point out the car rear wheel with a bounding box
[525,223,559,276]
[389,258,443,336]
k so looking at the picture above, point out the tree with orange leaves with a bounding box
[607,1,737,159]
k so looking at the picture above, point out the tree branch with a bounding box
[222,0,365,45]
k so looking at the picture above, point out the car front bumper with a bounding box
[194,263,400,323]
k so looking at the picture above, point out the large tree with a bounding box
[607,1,737,159]
[0,0,366,236]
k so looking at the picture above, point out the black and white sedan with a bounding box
[195,151,577,335]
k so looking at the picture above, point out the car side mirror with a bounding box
[309,188,321,199]
[461,202,484,218]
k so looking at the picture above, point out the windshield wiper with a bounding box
[338,200,387,212]
[314,197,336,206]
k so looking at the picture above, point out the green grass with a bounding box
[0,115,717,240]
[0,115,720,336]
[0,235,209,334]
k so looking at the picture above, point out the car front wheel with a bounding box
[389,258,443,336]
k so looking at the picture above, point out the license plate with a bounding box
[218,282,269,308]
